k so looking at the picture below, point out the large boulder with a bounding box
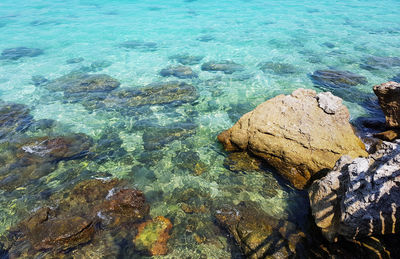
[218,89,367,189]
[309,140,400,241]
[373,81,400,128]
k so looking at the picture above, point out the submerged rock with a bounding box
[159,65,198,79]
[196,35,215,42]
[168,53,204,65]
[3,179,151,257]
[0,134,93,190]
[0,47,43,60]
[0,101,33,139]
[309,140,400,241]
[31,75,48,86]
[310,69,367,88]
[218,89,367,189]
[201,60,245,74]
[373,81,400,128]
[223,151,265,173]
[66,57,84,64]
[258,61,299,75]
[360,56,400,71]
[173,151,207,175]
[142,122,197,151]
[133,216,172,256]
[119,40,157,52]
[46,72,120,93]
[99,81,198,111]
[215,202,306,259]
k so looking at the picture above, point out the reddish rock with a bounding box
[101,189,149,221]
[133,216,173,256]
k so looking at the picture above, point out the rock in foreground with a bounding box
[215,202,306,259]
[218,89,367,189]
[309,140,400,241]
[373,81,400,128]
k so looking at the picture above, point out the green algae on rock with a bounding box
[215,202,307,258]
[2,178,151,258]
[134,216,173,256]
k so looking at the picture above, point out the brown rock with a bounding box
[218,89,367,189]
[101,189,149,221]
[215,202,306,259]
[374,129,400,141]
[29,216,94,251]
[133,216,173,256]
[373,81,400,128]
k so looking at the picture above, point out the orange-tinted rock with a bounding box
[373,81,400,128]
[218,89,367,189]
[133,216,173,256]
[101,189,149,221]
[374,129,400,141]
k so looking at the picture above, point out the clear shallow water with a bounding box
[0,0,399,258]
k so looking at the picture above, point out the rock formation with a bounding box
[373,81,400,128]
[309,140,400,241]
[218,89,367,189]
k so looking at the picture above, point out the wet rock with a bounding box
[173,151,207,175]
[133,216,172,256]
[196,35,215,42]
[31,75,48,86]
[0,47,43,60]
[0,101,33,139]
[17,133,93,163]
[142,122,197,150]
[29,216,94,251]
[168,53,204,65]
[27,119,56,132]
[66,57,84,64]
[119,40,157,52]
[100,81,198,110]
[215,202,306,259]
[360,56,400,71]
[46,72,120,93]
[160,65,198,79]
[0,134,93,190]
[218,88,367,189]
[4,178,151,257]
[373,81,400,128]
[310,69,367,88]
[201,60,245,74]
[100,189,150,225]
[91,129,126,164]
[223,152,265,173]
[258,61,299,75]
[309,140,400,241]
[374,129,400,141]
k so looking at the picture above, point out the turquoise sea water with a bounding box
[0,0,399,257]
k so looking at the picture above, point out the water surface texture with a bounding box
[0,0,399,258]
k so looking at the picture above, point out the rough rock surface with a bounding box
[218,88,367,189]
[2,179,151,258]
[373,81,400,128]
[309,140,400,241]
[133,216,172,256]
[159,65,198,79]
[310,69,367,88]
[201,60,244,74]
[215,202,306,259]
